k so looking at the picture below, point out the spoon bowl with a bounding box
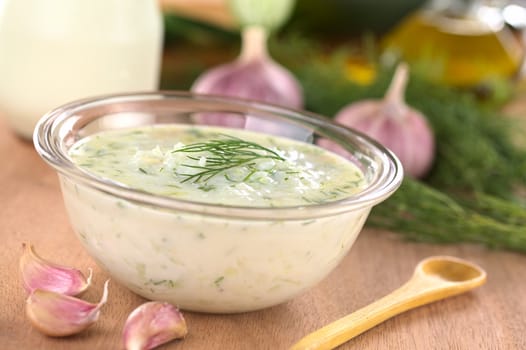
[418,255,485,282]
[291,256,487,350]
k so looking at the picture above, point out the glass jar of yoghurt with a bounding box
[0,0,164,139]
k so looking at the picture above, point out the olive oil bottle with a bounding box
[382,0,524,86]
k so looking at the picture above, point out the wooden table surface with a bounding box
[1,115,526,350]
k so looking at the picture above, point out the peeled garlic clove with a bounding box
[334,63,435,178]
[20,243,92,296]
[123,301,187,350]
[26,280,109,337]
[191,25,303,128]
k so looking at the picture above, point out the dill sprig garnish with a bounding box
[172,135,285,183]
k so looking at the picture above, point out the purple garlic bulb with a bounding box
[334,63,435,178]
[191,25,303,128]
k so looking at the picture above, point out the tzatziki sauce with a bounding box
[61,125,371,312]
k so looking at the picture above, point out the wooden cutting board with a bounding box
[1,116,525,349]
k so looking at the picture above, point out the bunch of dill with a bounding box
[271,37,526,253]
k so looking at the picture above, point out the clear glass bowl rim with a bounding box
[33,91,404,220]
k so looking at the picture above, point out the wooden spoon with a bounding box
[290,255,487,350]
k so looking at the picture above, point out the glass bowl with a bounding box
[34,91,403,313]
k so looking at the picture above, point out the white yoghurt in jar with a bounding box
[0,0,163,139]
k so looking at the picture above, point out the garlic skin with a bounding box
[122,301,187,350]
[191,25,303,128]
[20,243,92,296]
[334,63,435,178]
[26,280,109,337]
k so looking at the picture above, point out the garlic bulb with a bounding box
[19,243,92,296]
[334,63,435,178]
[191,25,303,128]
[26,280,109,337]
[122,301,187,350]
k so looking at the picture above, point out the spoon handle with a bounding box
[289,276,456,350]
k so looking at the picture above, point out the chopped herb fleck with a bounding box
[198,183,216,192]
[147,279,180,288]
[214,276,225,287]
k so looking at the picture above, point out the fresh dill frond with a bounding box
[172,135,285,183]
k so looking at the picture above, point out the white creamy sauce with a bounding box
[69,125,366,207]
[62,125,370,312]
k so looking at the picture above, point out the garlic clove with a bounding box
[26,280,109,337]
[20,242,92,296]
[122,301,188,350]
